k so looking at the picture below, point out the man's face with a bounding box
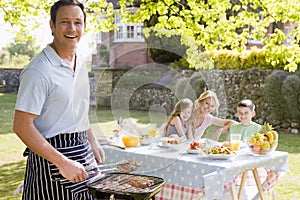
[50,5,85,50]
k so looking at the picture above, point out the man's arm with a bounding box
[13,110,88,183]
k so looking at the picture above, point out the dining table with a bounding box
[99,137,288,200]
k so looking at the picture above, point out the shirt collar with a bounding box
[43,44,76,69]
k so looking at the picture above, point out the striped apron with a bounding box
[22,131,99,200]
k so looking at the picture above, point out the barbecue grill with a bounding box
[87,172,165,200]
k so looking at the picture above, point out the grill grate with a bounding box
[87,173,165,200]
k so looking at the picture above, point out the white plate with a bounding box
[97,136,112,145]
[167,143,187,151]
[187,149,202,154]
[158,142,169,148]
[206,153,235,160]
[158,137,169,142]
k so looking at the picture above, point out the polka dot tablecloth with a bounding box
[102,143,288,200]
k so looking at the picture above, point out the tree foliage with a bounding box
[1,0,300,72]
[6,39,40,59]
[117,0,300,72]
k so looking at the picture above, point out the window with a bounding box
[97,32,102,44]
[114,12,144,42]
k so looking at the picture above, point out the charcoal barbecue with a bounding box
[87,173,165,200]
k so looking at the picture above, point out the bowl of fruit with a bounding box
[248,123,278,155]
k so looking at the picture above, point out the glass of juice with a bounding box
[148,124,157,137]
[230,133,241,151]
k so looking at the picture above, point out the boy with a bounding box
[228,99,261,141]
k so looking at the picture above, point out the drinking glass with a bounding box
[230,133,241,151]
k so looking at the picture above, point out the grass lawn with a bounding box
[1,93,300,199]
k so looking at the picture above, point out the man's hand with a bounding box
[58,159,88,183]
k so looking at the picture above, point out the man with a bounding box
[13,0,104,199]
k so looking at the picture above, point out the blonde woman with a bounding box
[162,98,194,140]
[191,90,235,140]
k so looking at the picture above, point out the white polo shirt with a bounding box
[15,45,90,138]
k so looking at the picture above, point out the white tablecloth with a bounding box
[102,140,288,200]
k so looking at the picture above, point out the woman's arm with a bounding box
[211,116,236,127]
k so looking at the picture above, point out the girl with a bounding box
[162,98,193,140]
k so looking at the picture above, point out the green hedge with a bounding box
[208,48,285,70]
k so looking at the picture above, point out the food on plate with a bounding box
[129,176,154,188]
[248,122,278,155]
[204,145,236,155]
[189,141,202,150]
[166,138,182,145]
[116,160,140,173]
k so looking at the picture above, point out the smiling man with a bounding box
[13,1,105,199]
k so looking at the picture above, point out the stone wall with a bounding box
[1,68,298,134]
[0,68,22,93]
[92,67,299,134]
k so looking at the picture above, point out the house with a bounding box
[91,0,155,69]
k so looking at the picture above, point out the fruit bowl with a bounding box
[248,140,278,155]
[247,122,278,155]
[248,123,278,156]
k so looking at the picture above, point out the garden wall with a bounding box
[92,67,299,134]
[1,68,298,134]
[0,68,21,93]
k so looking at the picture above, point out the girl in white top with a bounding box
[191,90,235,140]
[162,98,194,140]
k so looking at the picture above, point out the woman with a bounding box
[191,90,235,140]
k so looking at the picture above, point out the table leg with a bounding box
[252,168,266,200]
[237,170,248,200]
[230,184,237,200]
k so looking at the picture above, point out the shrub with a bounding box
[173,72,206,103]
[264,70,290,122]
[282,74,300,121]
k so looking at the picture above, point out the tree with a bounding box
[1,0,299,72]
[6,39,40,59]
[116,0,300,72]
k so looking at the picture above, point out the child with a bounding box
[162,98,193,140]
[228,99,261,141]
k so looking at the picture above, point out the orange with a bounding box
[250,138,256,145]
[257,139,264,146]
[253,144,261,152]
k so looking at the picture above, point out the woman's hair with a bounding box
[162,98,193,137]
[50,0,86,26]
